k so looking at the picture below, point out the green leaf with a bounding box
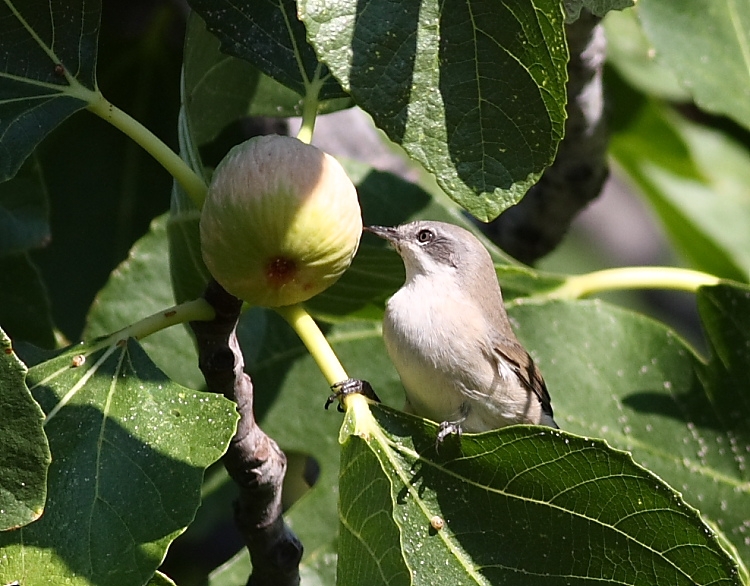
[147,572,178,586]
[338,400,742,585]
[604,9,690,102]
[0,0,101,181]
[0,156,49,255]
[187,0,347,101]
[0,327,50,531]
[183,12,352,147]
[0,253,56,348]
[564,0,635,22]
[300,0,568,221]
[84,214,204,390]
[611,101,750,282]
[0,337,238,586]
[509,287,750,566]
[638,0,750,132]
[169,107,212,305]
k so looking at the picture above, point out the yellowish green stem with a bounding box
[100,298,216,348]
[276,304,349,386]
[87,94,208,208]
[544,267,721,300]
[296,65,325,145]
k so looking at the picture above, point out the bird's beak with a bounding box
[364,225,399,244]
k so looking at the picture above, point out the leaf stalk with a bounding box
[543,266,721,300]
[87,94,208,208]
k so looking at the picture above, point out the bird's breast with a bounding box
[382,281,494,422]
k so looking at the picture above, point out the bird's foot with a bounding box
[436,420,463,446]
[325,379,381,413]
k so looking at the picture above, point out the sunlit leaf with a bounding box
[0,327,50,531]
[84,214,204,390]
[337,400,742,585]
[604,9,690,101]
[511,284,750,566]
[0,337,238,586]
[638,0,750,131]
[300,0,568,221]
[611,101,750,282]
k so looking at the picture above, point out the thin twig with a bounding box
[190,280,302,586]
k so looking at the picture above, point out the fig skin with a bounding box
[200,135,362,307]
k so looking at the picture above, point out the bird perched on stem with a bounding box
[366,220,557,442]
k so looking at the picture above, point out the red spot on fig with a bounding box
[266,257,297,288]
[4,346,12,355]
[164,310,177,317]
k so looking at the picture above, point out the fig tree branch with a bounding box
[191,281,302,586]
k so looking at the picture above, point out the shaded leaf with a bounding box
[638,0,750,131]
[338,399,742,584]
[84,214,204,390]
[611,101,750,282]
[0,253,55,348]
[0,327,50,531]
[0,156,49,255]
[510,286,750,565]
[169,107,212,305]
[0,0,101,181]
[183,12,351,147]
[564,0,635,21]
[0,337,238,586]
[187,0,347,101]
[300,0,568,221]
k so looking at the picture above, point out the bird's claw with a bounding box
[436,420,463,447]
[326,378,381,412]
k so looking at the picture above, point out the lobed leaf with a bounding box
[84,214,205,390]
[183,12,352,147]
[338,399,742,585]
[300,0,568,221]
[611,100,750,282]
[0,327,50,531]
[511,285,750,567]
[0,156,49,255]
[187,0,347,101]
[0,0,101,181]
[638,0,750,132]
[0,253,55,348]
[564,0,635,22]
[0,337,238,586]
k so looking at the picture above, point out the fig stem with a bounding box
[296,64,325,145]
[98,298,216,348]
[541,267,721,300]
[276,304,349,385]
[87,94,208,208]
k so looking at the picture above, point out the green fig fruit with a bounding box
[200,135,362,307]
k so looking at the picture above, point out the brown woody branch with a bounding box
[190,280,302,586]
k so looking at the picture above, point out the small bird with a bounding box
[366,220,557,441]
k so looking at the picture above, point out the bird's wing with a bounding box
[493,338,555,419]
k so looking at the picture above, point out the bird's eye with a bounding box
[416,229,434,244]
